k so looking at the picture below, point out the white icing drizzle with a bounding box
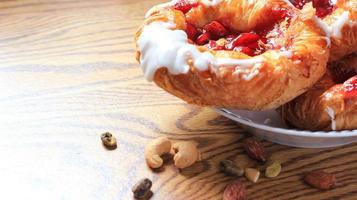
[312,11,355,46]
[138,22,212,80]
[139,0,353,84]
[215,57,264,67]
[331,12,351,38]
[201,0,223,6]
[280,49,293,58]
[233,63,262,81]
[325,107,337,131]
[138,21,295,81]
[312,16,332,46]
[138,22,268,81]
[242,63,261,81]
[324,92,333,100]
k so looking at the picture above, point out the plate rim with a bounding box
[217,108,357,138]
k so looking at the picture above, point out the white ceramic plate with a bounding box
[216,108,357,148]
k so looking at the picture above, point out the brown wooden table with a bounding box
[0,0,356,199]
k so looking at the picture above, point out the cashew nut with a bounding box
[145,137,172,169]
[172,141,200,169]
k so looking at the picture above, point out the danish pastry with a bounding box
[279,53,357,131]
[290,0,357,61]
[136,0,329,110]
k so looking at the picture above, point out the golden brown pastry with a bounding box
[135,0,329,110]
[279,54,357,131]
[290,0,357,61]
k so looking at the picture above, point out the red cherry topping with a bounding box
[234,47,255,56]
[291,0,309,9]
[343,76,357,99]
[226,34,239,41]
[203,21,228,39]
[185,23,200,41]
[196,32,211,45]
[245,41,260,50]
[260,37,268,44]
[312,0,335,18]
[206,40,217,48]
[231,33,260,48]
[184,12,285,56]
[174,0,198,14]
[206,40,225,50]
[270,8,288,21]
[290,0,335,18]
[255,8,288,35]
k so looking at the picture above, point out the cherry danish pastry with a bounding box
[136,0,329,110]
[279,53,357,131]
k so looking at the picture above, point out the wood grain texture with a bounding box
[0,0,356,199]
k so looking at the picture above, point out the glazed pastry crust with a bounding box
[185,0,292,32]
[279,55,357,131]
[136,0,329,110]
[326,0,357,61]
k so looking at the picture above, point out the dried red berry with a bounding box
[203,21,228,38]
[185,23,200,41]
[231,33,260,48]
[243,137,268,162]
[304,170,337,190]
[196,32,211,45]
[174,0,198,14]
[223,180,246,200]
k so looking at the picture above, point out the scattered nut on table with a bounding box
[172,140,200,169]
[223,180,246,200]
[265,160,282,178]
[245,168,260,183]
[219,160,244,177]
[132,178,152,199]
[100,132,117,150]
[243,137,267,162]
[145,137,172,169]
[304,170,337,190]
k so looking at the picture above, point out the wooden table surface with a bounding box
[0,0,356,199]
